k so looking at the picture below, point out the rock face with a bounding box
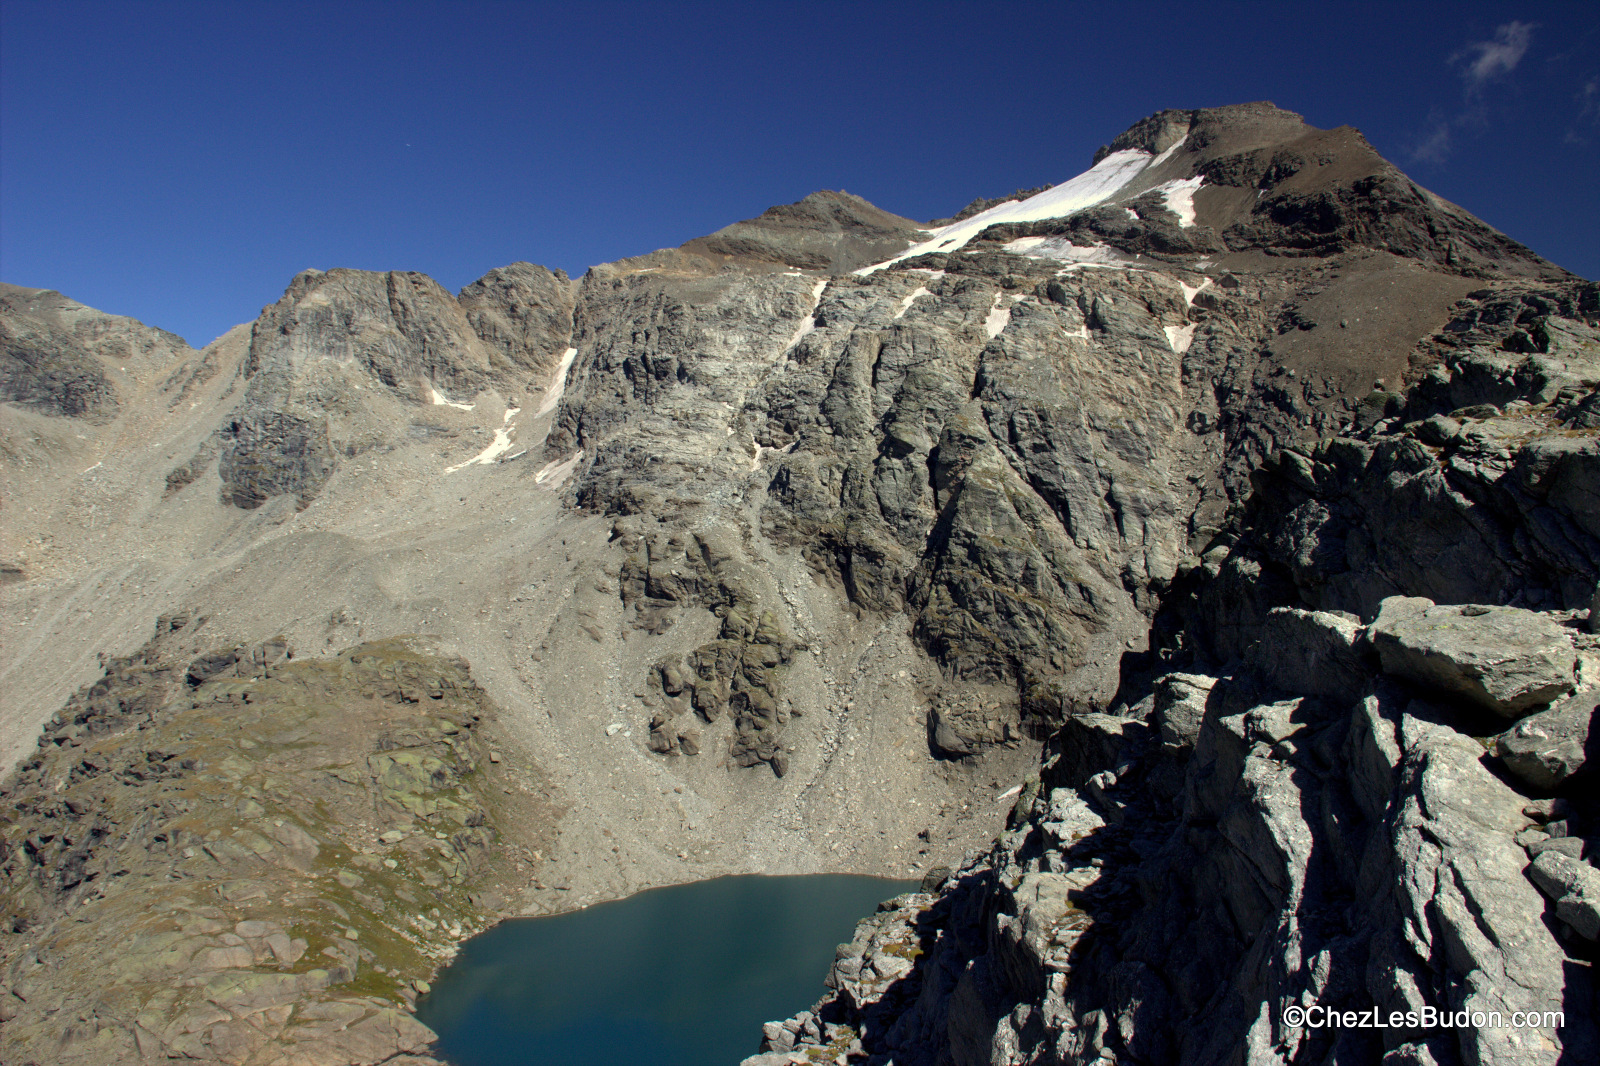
[755,409,1600,1066]
[1187,397,1600,661]
[193,263,576,511]
[4,101,1599,1066]
[1527,850,1600,942]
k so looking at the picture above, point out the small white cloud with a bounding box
[1419,22,1538,164]
[1566,77,1600,145]
[1453,21,1535,93]
[1411,120,1453,165]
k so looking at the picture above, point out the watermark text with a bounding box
[1281,1004,1563,1030]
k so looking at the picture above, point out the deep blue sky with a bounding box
[3,1,1598,348]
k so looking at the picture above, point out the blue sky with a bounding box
[3,1,1597,348]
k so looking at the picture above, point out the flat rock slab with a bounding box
[1369,596,1576,717]
[1497,690,1600,791]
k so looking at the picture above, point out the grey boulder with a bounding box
[1496,690,1599,791]
[1369,596,1576,717]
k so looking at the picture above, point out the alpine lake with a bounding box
[417,874,920,1065]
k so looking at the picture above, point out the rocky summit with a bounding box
[1,101,1597,1065]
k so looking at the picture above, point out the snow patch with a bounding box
[502,406,520,424]
[1164,324,1197,353]
[1157,176,1204,227]
[445,426,517,474]
[429,385,475,412]
[534,449,584,488]
[857,147,1159,274]
[1063,324,1090,340]
[984,294,1010,339]
[1148,134,1189,169]
[781,279,828,352]
[1179,278,1212,306]
[894,286,931,319]
[536,348,579,417]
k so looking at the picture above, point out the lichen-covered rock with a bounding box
[0,622,557,1066]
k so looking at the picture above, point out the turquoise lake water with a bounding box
[416,874,918,1066]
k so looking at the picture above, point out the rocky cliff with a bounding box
[750,398,1600,1066]
[2,101,1596,1066]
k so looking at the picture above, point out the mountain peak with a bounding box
[679,189,925,273]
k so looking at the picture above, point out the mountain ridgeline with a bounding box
[2,102,1598,1066]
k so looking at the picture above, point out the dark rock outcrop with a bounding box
[455,261,577,379]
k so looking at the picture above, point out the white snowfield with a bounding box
[858,138,1191,275]
[894,286,931,319]
[1179,278,1212,306]
[445,422,518,474]
[534,448,584,488]
[1164,323,1197,353]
